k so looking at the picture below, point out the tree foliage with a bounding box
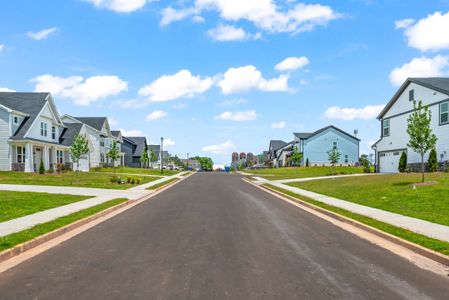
[428,148,438,172]
[398,152,407,173]
[406,100,437,182]
[327,148,341,175]
[289,145,303,166]
[191,156,213,171]
[107,140,120,176]
[70,134,89,171]
[140,148,149,168]
[150,148,158,164]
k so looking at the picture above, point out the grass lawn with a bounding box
[264,184,449,256]
[146,178,179,190]
[245,166,367,180]
[94,166,179,176]
[0,171,159,190]
[0,198,127,252]
[288,173,449,226]
[0,191,91,222]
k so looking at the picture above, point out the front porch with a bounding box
[10,142,71,173]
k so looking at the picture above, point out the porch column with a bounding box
[44,146,50,170]
[24,144,34,172]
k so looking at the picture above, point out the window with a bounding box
[100,140,105,147]
[409,89,414,101]
[100,153,105,163]
[440,102,449,125]
[17,146,25,163]
[393,151,400,156]
[56,150,64,164]
[52,126,56,139]
[40,122,47,137]
[13,116,18,124]
[344,155,348,163]
[382,119,390,136]
[333,142,337,150]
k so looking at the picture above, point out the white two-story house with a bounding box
[372,78,449,173]
[0,92,70,172]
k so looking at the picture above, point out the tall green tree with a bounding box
[149,148,158,168]
[327,148,341,175]
[406,100,437,182]
[427,148,438,172]
[398,152,407,173]
[140,148,149,168]
[107,140,120,176]
[70,134,90,181]
[289,145,303,166]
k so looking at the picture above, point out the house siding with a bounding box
[0,109,11,170]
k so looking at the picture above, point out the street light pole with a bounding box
[160,137,164,174]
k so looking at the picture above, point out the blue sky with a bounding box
[1,0,449,164]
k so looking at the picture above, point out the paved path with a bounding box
[0,173,448,299]
[0,173,186,237]
[254,177,449,243]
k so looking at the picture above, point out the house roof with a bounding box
[60,123,84,147]
[293,132,313,139]
[124,136,147,156]
[149,144,160,151]
[111,130,121,137]
[269,140,288,151]
[73,117,107,131]
[0,92,52,140]
[296,125,360,142]
[378,77,449,119]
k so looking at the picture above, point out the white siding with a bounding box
[0,109,11,170]
[26,103,63,143]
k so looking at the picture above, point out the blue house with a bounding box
[294,126,360,166]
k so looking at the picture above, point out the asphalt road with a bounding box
[1,173,449,299]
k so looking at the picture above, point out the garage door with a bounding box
[379,150,404,173]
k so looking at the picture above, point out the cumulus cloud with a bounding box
[0,87,15,92]
[161,1,339,34]
[0,44,4,52]
[145,110,168,121]
[207,25,249,42]
[164,138,176,146]
[275,56,309,71]
[218,65,289,94]
[192,15,205,23]
[323,105,385,120]
[201,140,236,154]
[84,0,154,13]
[399,11,449,52]
[271,121,286,128]
[119,128,144,136]
[27,27,58,40]
[389,55,449,86]
[218,98,248,106]
[395,18,414,29]
[138,69,214,102]
[31,74,128,106]
[214,110,257,121]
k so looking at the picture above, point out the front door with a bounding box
[34,148,42,172]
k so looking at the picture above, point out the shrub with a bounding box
[363,159,370,173]
[127,177,132,183]
[305,158,309,167]
[39,160,45,174]
[130,178,136,184]
[136,178,142,184]
[398,152,407,173]
[427,148,438,172]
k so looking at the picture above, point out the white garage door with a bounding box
[379,151,404,173]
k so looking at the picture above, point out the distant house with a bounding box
[0,92,71,172]
[122,136,148,168]
[372,78,449,173]
[148,144,169,168]
[267,140,288,167]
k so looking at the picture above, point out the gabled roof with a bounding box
[0,92,53,140]
[295,125,360,142]
[269,140,288,151]
[73,117,107,131]
[59,123,84,147]
[293,132,313,139]
[124,136,147,157]
[378,77,449,119]
[111,130,121,137]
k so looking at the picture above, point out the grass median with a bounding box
[0,198,127,252]
[246,166,367,180]
[264,184,449,256]
[146,178,179,190]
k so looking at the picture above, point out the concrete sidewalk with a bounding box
[0,172,188,237]
[260,180,449,243]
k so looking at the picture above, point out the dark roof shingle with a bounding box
[73,117,107,131]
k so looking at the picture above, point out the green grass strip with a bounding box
[264,184,449,256]
[0,198,127,252]
[146,178,179,190]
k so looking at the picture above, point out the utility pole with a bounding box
[160,137,164,174]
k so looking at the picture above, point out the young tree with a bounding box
[149,148,158,168]
[398,152,407,173]
[290,145,303,166]
[305,158,309,167]
[70,134,90,181]
[406,100,438,182]
[428,148,438,172]
[327,148,341,175]
[140,148,149,168]
[39,160,45,174]
[107,140,120,176]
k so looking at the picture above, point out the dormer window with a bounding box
[409,89,414,101]
[13,116,18,124]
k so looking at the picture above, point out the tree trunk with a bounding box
[421,152,424,183]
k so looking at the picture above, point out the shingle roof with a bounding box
[125,136,147,156]
[304,125,360,142]
[149,144,160,151]
[73,117,107,131]
[293,132,313,139]
[60,123,83,147]
[111,130,121,137]
[269,140,288,151]
[0,92,50,139]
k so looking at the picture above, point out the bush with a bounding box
[39,160,45,174]
[428,148,438,172]
[130,178,136,184]
[363,159,370,173]
[398,152,407,173]
[305,158,309,167]
[127,177,132,183]
[136,178,142,185]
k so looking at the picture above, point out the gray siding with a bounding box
[0,110,11,170]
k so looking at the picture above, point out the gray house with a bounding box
[122,136,148,168]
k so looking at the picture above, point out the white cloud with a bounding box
[201,140,236,154]
[27,27,58,40]
[0,44,4,52]
[218,98,248,106]
[31,74,128,106]
[395,18,414,29]
[401,11,449,51]
[207,25,249,41]
[84,0,153,13]
[138,69,214,102]
[164,138,176,146]
[108,116,118,126]
[323,105,385,120]
[271,121,286,128]
[192,15,205,23]
[214,110,257,121]
[161,1,339,34]
[275,56,310,71]
[389,55,449,86]
[218,65,289,94]
[119,128,144,136]
[145,110,168,121]
[0,87,15,92]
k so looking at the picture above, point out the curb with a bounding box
[0,173,191,265]
[243,178,449,267]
